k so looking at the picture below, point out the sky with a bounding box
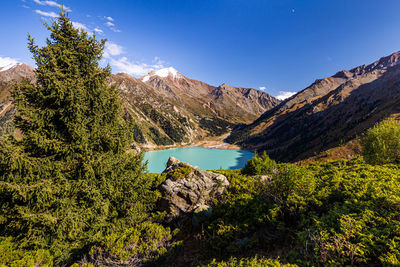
[1,0,400,99]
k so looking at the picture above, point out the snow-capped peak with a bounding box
[142,67,182,82]
[0,57,21,72]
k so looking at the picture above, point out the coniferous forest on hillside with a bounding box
[1,12,400,267]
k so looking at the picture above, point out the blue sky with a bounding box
[1,0,400,98]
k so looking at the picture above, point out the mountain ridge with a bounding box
[0,64,280,147]
[227,50,400,161]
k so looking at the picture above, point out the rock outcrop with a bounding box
[158,157,229,223]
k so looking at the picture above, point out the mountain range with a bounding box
[227,51,400,161]
[2,51,400,161]
[0,64,280,147]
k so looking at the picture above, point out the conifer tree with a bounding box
[0,11,153,264]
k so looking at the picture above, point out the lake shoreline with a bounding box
[141,133,243,152]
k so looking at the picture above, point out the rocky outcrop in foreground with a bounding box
[158,157,229,223]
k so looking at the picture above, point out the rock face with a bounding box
[158,157,229,223]
[140,68,280,125]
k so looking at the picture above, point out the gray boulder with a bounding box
[158,157,229,223]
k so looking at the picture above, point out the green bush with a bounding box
[299,161,400,266]
[362,118,400,164]
[202,159,400,266]
[204,256,296,267]
[266,163,317,212]
[205,170,270,255]
[242,152,277,176]
[0,237,53,267]
[166,165,193,181]
[87,221,173,265]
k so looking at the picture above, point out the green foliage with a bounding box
[206,170,270,255]
[166,165,193,181]
[299,161,400,265]
[149,126,174,145]
[199,117,235,136]
[88,221,173,265]
[0,107,15,136]
[132,123,146,143]
[0,237,53,267]
[203,158,400,266]
[362,118,400,164]
[214,169,262,196]
[0,11,159,265]
[266,163,317,212]
[148,108,186,143]
[203,256,296,267]
[241,151,277,176]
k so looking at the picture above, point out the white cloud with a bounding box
[103,42,124,58]
[275,91,296,100]
[109,56,165,76]
[22,4,30,8]
[105,21,120,33]
[102,41,164,77]
[152,56,165,69]
[35,9,59,17]
[33,0,71,12]
[259,86,266,91]
[72,21,93,35]
[106,21,115,27]
[94,28,103,34]
[72,21,87,31]
[105,16,114,21]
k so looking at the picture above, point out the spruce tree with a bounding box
[0,11,153,264]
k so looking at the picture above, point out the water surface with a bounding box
[143,146,254,173]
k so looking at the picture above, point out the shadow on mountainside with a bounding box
[226,64,400,162]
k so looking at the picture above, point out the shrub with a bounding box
[205,171,271,255]
[149,126,174,145]
[242,151,277,176]
[266,164,317,212]
[0,237,53,267]
[204,159,400,265]
[86,222,174,266]
[362,118,400,164]
[166,165,193,181]
[299,161,400,265]
[204,256,297,267]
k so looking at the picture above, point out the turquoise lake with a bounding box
[143,146,254,173]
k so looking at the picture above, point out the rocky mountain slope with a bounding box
[227,51,400,161]
[0,64,280,147]
[141,67,279,124]
[0,63,35,135]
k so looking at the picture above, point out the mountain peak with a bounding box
[142,67,182,82]
[0,57,21,72]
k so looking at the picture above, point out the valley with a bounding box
[0,63,280,149]
[1,5,400,266]
[2,51,400,165]
[226,51,400,162]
